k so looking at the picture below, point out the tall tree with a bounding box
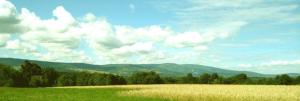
[92,73,106,85]
[57,73,76,86]
[199,73,211,84]
[0,64,15,86]
[232,73,248,84]
[182,73,196,84]
[210,73,223,84]
[275,74,292,85]
[294,76,300,84]
[20,60,42,86]
[29,76,44,87]
[42,68,59,86]
[130,71,163,84]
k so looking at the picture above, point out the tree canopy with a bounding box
[0,61,299,87]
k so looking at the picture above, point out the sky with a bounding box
[0,0,300,74]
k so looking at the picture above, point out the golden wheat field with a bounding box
[61,84,300,101]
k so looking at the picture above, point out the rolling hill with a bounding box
[0,58,294,77]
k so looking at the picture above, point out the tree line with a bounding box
[0,61,299,87]
[168,73,300,85]
[0,61,126,87]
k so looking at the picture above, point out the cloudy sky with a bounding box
[0,0,299,74]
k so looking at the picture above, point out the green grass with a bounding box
[0,87,169,101]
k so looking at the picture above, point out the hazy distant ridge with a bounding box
[0,58,298,77]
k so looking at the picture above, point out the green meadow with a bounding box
[1,85,299,101]
[0,87,168,101]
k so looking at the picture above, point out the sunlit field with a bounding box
[121,85,300,101]
[1,85,300,101]
[0,87,168,101]
[59,84,300,101]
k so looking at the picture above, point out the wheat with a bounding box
[118,84,300,101]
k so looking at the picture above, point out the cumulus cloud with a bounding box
[5,39,38,55]
[237,60,300,74]
[38,49,92,63]
[115,25,172,44]
[0,2,84,62]
[111,42,153,56]
[0,0,23,33]
[262,60,300,66]
[0,34,10,47]
[239,60,300,68]
[19,7,83,62]
[77,13,174,63]
[0,0,268,64]
[52,6,76,26]
[154,0,300,40]
[166,32,206,48]
[165,21,246,50]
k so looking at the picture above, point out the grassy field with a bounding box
[1,85,299,101]
[0,87,169,101]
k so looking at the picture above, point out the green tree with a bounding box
[0,64,16,86]
[20,60,42,86]
[11,71,27,87]
[294,76,300,84]
[29,76,44,87]
[210,73,224,84]
[199,73,211,84]
[76,72,91,86]
[182,73,196,84]
[130,71,163,84]
[275,74,292,85]
[232,73,248,84]
[114,75,127,85]
[92,73,106,85]
[163,77,178,84]
[210,73,221,84]
[42,68,59,86]
[255,78,276,85]
[57,73,76,86]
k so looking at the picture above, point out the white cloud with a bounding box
[237,60,300,74]
[239,60,300,68]
[166,32,206,48]
[262,60,300,66]
[194,46,208,51]
[0,0,23,33]
[78,14,174,63]
[14,6,84,62]
[155,0,300,39]
[5,39,38,54]
[238,64,253,68]
[18,8,79,44]
[21,11,84,63]
[4,0,296,66]
[83,13,97,22]
[0,1,221,64]
[79,16,117,51]
[52,6,76,26]
[39,49,92,63]
[0,34,10,47]
[115,25,172,45]
[112,42,153,56]
[0,0,16,18]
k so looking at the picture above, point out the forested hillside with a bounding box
[0,58,276,77]
[1,60,299,87]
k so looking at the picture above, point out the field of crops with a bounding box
[1,84,299,101]
[119,85,300,101]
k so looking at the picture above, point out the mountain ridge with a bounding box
[0,58,299,77]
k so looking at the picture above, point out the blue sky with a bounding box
[0,0,300,74]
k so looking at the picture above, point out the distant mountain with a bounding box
[0,58,298,77]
